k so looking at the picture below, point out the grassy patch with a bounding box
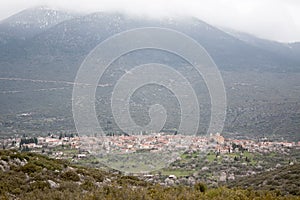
[160,169,193,177]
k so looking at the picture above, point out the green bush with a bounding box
[117,176,148,187]
[81,179,95,191]
[0,155,9,162]
[10,152,29,161]
[76,168,105,182]
[194,182,207,193]
[20,163,43,174]
[61,170,80,182]
[29,181,50,191]
[32,158,62,171]
[58,181,80,193]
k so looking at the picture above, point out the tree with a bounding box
[34,137,38,144]
[245,156,250,162]
[194,182,207,193]
[234,156,238,161]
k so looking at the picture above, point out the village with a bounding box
[0,132,299,161]
[1,132,300,187]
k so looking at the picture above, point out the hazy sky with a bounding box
[0,0,299,42]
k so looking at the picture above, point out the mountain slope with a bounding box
[228,163,300,195]
[0,8,300,141]
[22,13,300,73]
[0,7,79,65]
[0,6,79,41]
[2,11,300,82]
[223,28,300,65]
[0,150,299,199]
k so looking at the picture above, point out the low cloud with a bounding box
[0,0,299,42]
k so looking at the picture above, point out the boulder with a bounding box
[201,166,209,171]
[0,165,5,172]
[219,172,227,182]
[187,176,196,185]
[165,178,175,186]
[228,173,235,181]
[48,180,59,189]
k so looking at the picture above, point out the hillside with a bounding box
[0,150,299,200]
[228,162,300,195]
[0,6,78,41]
[0,8,300,141]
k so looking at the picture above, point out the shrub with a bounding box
[194,182,207,193]
[21,163,43,174]
[10,152,29,161]
[81,179,95,191]
[29,181,50,191]
[76,168,105,182]
[117,176,148,187]
[58,181,80,193]
[32,159,62,171]
[61,170,80,182]
[0,155,9,162]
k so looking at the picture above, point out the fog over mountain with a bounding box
[1,0,300,42]
[0,7,300,141]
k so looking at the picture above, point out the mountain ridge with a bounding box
[0,7,300,141]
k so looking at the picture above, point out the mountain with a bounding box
[0,8,300,141]
[0,6,79,41]
[0,6,79,64]
[1,11,299,81]
[223,28,300,66]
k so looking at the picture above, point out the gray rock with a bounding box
[187,177,196,185]
[0,160,8,167]
[165,178,175,186]
[95,182,102,187]
[13,158,22,165]
[104,178,111,184]
[78,174,85,181]
[0,165,5,172]
[66,166,75,171]
[20,161,26,166]
[201,166,209,171]
[219,172,227,182]
[25,173,30,182]
[276,163,281,168]
[228,173,235,180]
[48,180,59,189]
[0,160,10,171]
[256,165,263,170]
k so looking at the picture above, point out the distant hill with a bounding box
[1,10,300,79]
[0,8,300,141]
[0,6,79,41]
[223,28,300,65]
[228,163,300,195]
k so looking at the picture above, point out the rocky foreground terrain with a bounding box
[0,150,300,199]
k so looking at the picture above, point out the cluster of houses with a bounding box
[1,135,80,151]
[1,133,299,160]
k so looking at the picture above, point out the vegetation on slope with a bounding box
[0,150,299,200]
[228,162,300,195]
